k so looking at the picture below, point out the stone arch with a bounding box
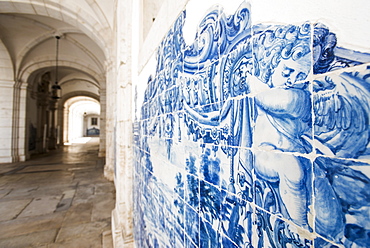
[62,95,100,143]
[15,26,104,76]
[19,59,105,86]
[57,91,101,148]
[0,39,14,82]
[0,1,110,164]
[0,1,111,59]
[61,77,100,90]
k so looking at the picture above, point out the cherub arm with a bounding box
[255,88,310,119]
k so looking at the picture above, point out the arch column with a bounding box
[14,82,28,161]
[10,80,28,162]
[104,60,115,182]
[110,0,136,247]
[99,88,106,157]
[62,105,69,144]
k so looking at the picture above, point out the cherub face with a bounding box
[234,58,252,84]
[270,54,311,88]
[232,57,253,95]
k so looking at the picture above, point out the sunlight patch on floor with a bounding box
[65,137,92,145]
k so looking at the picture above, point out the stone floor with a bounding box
[0,137,115,248]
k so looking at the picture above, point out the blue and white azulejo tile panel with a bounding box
[133,1,370,247]
[313,23,370,74]
[313,66,370,160]
[314,156,370,247]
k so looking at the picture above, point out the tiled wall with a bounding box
[133,1,370,247]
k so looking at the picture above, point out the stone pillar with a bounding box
[99,88,107,157]
[111,0,136,247]
[104,61,115,181]
[63,105,69,144]
[17,83,28,161]
[11,80,28,162]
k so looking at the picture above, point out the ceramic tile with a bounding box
[185,204,200,246]
[185,235,198,248]
[198,148,222,187]
[314,156,370,247]
[134,0,370,247]
[221,235,239,248]
[314,237,341,248]
[313,23,370,74]
[173,222,185,247]
[184,62,223,112]
[199,218,221,248]
[220,198,253,247]
[174,197,185,230]
[253,150,313,230]
[185,173,199,209]
[313,66,370,160]
[219,147,253,204]
[252,208,313,248]
[199,181,221,224]
[252,23,313,154]
[174,170,185,200]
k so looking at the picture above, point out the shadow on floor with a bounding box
[0,138,114,248]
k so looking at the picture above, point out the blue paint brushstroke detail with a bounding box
[314,70,370,159]
[314,157,370,246]
[313,23,370,74]
[134,2,370,248]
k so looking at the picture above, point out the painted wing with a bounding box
[313,70,370,158]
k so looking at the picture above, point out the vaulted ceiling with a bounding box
[0,0,115,97]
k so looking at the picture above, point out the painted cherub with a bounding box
[250,23,313,229]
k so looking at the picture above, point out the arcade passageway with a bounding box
[0,137,114,248]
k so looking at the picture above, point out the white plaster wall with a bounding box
[251,0,370,52]
[66,99,100,141]
[68,105,84,141]
[0,38,14,162]
[142,0,166,38]
[182,0,370,52]
[0,40,13,81]
[138,0,188,72]
[87,115,100,129]
[0,82,14,162]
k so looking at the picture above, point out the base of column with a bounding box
[19,155,26,162]
[104,164,114,181]
[0,156,12,163]
[112,208,134,248]
[98,150,106,157]
[11,153,26,163]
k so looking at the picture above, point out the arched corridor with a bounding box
[0,0,369,247]
[63,96,101,145]
[0,137,114,247]
[0,1,122,246]
[0,1,109,163]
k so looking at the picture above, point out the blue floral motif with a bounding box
[134,1,370,248]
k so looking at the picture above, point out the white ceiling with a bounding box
[0,0,115,99]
